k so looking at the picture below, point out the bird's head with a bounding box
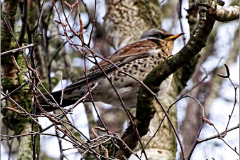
[140,28,184,41]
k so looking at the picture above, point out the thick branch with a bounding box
[136,3,239,136]
[207,4,239,22]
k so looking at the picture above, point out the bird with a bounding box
[37,28,183,112]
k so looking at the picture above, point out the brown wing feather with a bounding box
[90,39,161,71]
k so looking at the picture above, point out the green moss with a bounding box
[1,0,19,52]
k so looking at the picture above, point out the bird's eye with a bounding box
[155,33,167,39]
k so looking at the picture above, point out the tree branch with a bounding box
[207,4,239,22]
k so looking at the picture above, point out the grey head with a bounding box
[140,28,174,40]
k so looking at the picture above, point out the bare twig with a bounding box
[1,44,36,56]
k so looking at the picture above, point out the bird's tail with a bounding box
[37,90,78,113]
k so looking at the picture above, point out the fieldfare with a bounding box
[38,28,183,112]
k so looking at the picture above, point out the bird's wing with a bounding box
[93,38,162,69]
[64,38,162,90]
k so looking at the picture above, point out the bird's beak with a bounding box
[166,33,184,41]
